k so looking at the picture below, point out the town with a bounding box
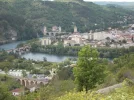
[41,25,134,48]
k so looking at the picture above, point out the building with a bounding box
[11,88,24,96]
[81,33,90,40]
[43,26,47,35]
[26,85,39,92]
[74,26,78,33]
[91,32,113,40]
[52,26,61,32]
[64,26,84,46]
[64,40,76,46]
[41,37,55,46]
[8,70,30,77]
[131,24,134,30]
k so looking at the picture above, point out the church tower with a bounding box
[74,26,77,33]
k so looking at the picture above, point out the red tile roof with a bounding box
[11,88,23,93]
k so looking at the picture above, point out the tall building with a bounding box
[74,26,77,33]
[43,26,47,35]
[59,26,61,32]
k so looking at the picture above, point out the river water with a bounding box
[21,53,74,62]
[0,41,74,62]
[0,41,25,50]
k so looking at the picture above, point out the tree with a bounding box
[4,67,8,74]
[0,84,16,100]
[73,45,106,92]
[43,57,47,62]
[22,70,27,78]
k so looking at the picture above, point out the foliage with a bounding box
[57,85,134,100]
[21,80,75,100]
[73,45,106,91]
[57,66,74,80]
[0,83,17,100]
[0,75,21,91]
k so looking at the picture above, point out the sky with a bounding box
[84,0,134,2]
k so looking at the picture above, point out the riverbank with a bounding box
[0,40,15,45]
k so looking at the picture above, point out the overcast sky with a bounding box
[84,0,134,2]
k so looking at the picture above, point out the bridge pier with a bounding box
[28,80,31,86]
[24,80,27,87]
[20,79,23,85]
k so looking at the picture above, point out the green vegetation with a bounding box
[1,45,134,99]
[0,0,134,41]
[57,85,134,100]
[0,51,55,75]
[31,42,134,59]
[0,83,16,100]
[73,45,106,91]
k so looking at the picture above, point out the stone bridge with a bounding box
[45,32,67,36]
[16,77,48,87]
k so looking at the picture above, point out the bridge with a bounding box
[44,32,68,36]
[15,76,49,87]
[6,45,31,54]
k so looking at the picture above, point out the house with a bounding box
[11,88,24,96]
[52,26,61,32]
[131,24,134,30]
[26,85,39,92]
[64,40,75,46]
[81,33,89,40]
[32,74,45,79]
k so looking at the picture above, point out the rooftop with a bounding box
[11,88,24,93]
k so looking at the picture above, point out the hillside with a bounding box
[0,0,134,42]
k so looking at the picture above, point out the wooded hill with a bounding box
[0,0,134,41]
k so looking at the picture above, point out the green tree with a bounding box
[22,70,27,78]
[73,45,106,92]
[0,83,16,100]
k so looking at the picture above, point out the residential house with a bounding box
[26,85,39,92]
[131,24,134,30]
[11,88,24,96]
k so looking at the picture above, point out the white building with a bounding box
[64,26,84,46]
[81,33,89,40]
[8,70,30,77]
[43,26,47,35]
[91,32,113,40]
[41,37,55,46]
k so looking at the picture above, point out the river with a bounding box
[21,53,74,62]
[0,41,25,50]
[0,41,75,62]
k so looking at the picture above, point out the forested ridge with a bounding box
[0,0,134,41]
